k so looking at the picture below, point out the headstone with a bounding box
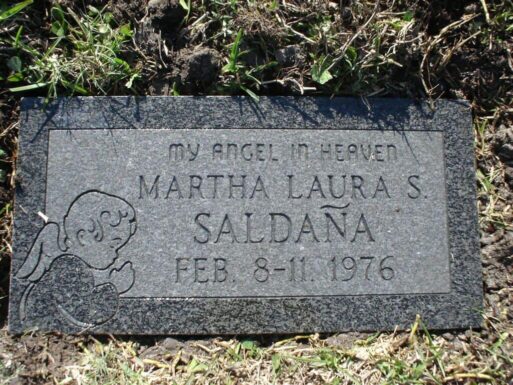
[9,97,482,334]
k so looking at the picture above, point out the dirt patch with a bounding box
[233,5,286,43]
[424,0,476,35]
[0,331,81,384]
[108,0,147,22]
[146,0,186,34]
[174,47,221,91]
[147,46,222,95]
[492,126,513,167]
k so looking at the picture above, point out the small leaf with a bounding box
[179,0,190,11]
[50,5,65,23]
[240,85,259,102]
[7,73,24,82]
[98,24,109,34]
[271,354,281,373]
[222,63,234,74]
[14,25,23,47]
[113,57,130,70]
[51,21,66,37]
[318,69,333,84]
[0,0,33,22]
[103,11,113,23]
[119,23,132,38]
[7,56,22,72]
[187,358,208,373]
[87,5,100,14]
[61,79,88,95]
[403,10,414,22]
[171,82,180,96]
[241,340,256,350]
[346,46,357,62]
[311,55,334,85]
[269,0,279,11]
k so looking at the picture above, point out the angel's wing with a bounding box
[16,222,65,282]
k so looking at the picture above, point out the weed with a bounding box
[311,55,334,85]
[78,340,147,385]
[240,340,262,359]
[477,166,509,229]
[0,0,32,23]
[187,0,423,96]
[179,0,191,24]
[220,29,276,101]
[37,315,509,385]
[5,5,138,99]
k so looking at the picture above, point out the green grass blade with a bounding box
[0,0,33,22]
[9,82,49,92]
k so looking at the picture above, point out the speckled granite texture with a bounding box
[9,96,482,334]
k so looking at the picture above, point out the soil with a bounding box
[146,0,186,32]
[0,333,80,384]
[0,0,512,383]
[424,0,475,35]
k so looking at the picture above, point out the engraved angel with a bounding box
[16,190,137,328]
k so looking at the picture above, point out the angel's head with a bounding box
[63,191,137,269]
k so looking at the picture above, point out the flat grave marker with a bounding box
[9,96,482,334]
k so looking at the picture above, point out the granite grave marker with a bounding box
[9,96,482,334]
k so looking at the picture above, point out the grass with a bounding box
[8,315,504,385]
[186,1,420,97]
[219,28,273,101]
[0,0,32,23]
[2,3,138,99]
[474,115,512,231]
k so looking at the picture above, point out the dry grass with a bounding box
[2,313,510,385]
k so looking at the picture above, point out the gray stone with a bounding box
[324,333,365,349]
[161,337,184,350]
[8,96,482,334]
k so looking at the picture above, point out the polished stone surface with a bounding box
[9,96,482,334]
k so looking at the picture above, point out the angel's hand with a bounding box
[109,261,135,294]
